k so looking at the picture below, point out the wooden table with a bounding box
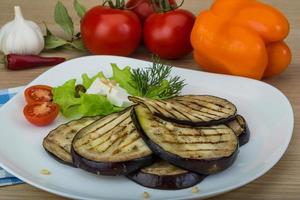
[0,0,299,199]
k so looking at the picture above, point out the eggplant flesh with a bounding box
[71,107,153,176]
[133,105,238,174]
[227,115,250,146]
[129,95,237,126]
[43,116,101,166]
[127,159,206,190]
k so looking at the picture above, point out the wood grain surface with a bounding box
[0,0,299,199]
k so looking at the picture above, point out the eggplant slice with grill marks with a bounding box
[127,159,206,190]
[71,107,154,176]
[129,95,237,126]
[133,105,239,175]
[43,116,101,166]
[227,115,250,146]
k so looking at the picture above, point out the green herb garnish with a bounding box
[52,56,186,118]
[131,56,186,99]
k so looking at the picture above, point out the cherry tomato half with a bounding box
[81,6,141,56]
[143,9,195,59]
[24,85,53,104]
[23,102,59,126]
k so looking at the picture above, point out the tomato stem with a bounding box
[102,0,126,9]
[151,0,184,13]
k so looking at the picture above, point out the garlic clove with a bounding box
[0,6,44,55]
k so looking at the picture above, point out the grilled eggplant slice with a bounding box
[133,105,239,174]
[129,95,237,126]
[227,115,250,146]
[43,116,101,166]
[127,159,206,190]
[71,107,153,176]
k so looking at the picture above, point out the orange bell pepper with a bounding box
[191,0,292,79]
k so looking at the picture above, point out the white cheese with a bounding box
[86,78,109,95]
[86,77,132,107]
[107,85,132,107]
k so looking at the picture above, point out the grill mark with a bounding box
[176,98,233,115]
[78,117,131,147]
[113,133,140,155]
[95,125,129,153]
[93,112,129,132]
[104,134,127,154]
[175,99,225,116]
[195,98,235,114]
[93,121,134,152]
[93,115,131,137]
[115,128,137,148]
[168,103,198,121]
[76,115,120,142]
[175,101,221,119]
[151,100,178,118]
[172,101,214,120]
[186,96,228,108]
[161,140,230,144]
[145,103,161,114]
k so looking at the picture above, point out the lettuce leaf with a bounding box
[78,93,114,116]
[52,79,81,117]
[53,77,123,118]
[111,63,139,96]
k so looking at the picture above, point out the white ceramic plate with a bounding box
[0,56,294,200]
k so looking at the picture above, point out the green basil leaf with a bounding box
[69,39,86,51]
[55,1,74,40]
[44,26,68,50]
[73,0,86,19]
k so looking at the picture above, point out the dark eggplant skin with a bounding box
[71,147,154,176]
[236,116,250,146]
[45,149,76,168]
[127,169,206,190]
[227,115,250,146]
[132,110,239,175]
[239,125,250,146]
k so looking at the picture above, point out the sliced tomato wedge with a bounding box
[24,85,53,104]
[23,102,59,126]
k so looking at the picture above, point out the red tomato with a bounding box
[24,85,52,104]
[81,6,141,56]
[23,102,59,126]
[143,9,195,59]
[126,0,177,23]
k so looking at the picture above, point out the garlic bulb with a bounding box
[0,6,44,55]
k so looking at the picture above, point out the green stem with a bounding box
[152,0,185,13]
[102,0,125,9]
[162,0,171,12]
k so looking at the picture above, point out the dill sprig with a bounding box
[131,55,186,99]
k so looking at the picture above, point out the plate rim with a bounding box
[0,55,295,200]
